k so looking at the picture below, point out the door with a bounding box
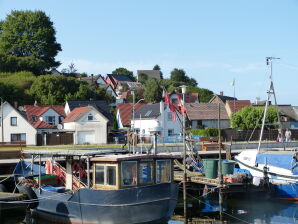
[78,131,95,144]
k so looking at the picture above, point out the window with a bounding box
[139,162,153,184]
[46,116,55,125]
[59,116,64,124]
[10,117,17,126]
[88,113,93,121]
[32,116,36,122]
[121,161,137,186]
[156,160,171,183]
[168,129,174,136]
[95,164,117,186]
[167,112,173,121]
[11,134,26,142]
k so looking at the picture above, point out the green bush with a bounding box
[187,128,220,137]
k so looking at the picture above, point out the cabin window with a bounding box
[121,161,137,186]
[95,165,105,185]
[156,160,171,183]
[139,162,153,184]
[94,165,117,186]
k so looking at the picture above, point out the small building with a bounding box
[133,102,182,137]
[63,106,109,144]
[0,101,37,145]
[185,103,230,129]
[170,92,199,104]
[209,91,237,105]
[105,74,133,90]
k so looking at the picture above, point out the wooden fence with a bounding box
[221,129,298,142]
[37,133,74,146]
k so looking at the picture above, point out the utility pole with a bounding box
[218,103,223,221]
[180,85,187,224]
[132,90,135,154]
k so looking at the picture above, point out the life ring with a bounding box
[21,186,39,209]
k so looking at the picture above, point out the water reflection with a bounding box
[2,194,298,224]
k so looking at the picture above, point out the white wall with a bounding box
[63,108,108,144]
[0,102,37,145]
[40,108,62,126]
[133,104,182,137]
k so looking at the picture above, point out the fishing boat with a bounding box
[235,57,298,201]
[14,148,179,224]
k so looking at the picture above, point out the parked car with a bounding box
[108,132,126,144]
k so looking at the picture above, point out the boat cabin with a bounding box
[90,154,176,190]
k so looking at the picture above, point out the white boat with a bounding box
[235,57,298,201]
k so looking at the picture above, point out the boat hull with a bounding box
[32,182,178,224]
[235,150,298,201]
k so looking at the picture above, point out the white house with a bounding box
[132,102,182,137]
[63,106,109,144]
[0,102,37,145]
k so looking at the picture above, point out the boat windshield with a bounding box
[121,161,137,186]
[156,160,171,183]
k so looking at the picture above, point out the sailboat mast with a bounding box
[257,57,280,153]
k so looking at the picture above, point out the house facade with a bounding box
[63,106,108,144]
[133,102,182,137]
[185,103,230,129]
[116,103,145,129]
[0,102,37,145]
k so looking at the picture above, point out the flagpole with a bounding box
[233,79,235,112]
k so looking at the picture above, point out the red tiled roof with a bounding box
[116,103,145,127]
[63,106,91,123]
[185,103,229,120]
[24,105,66,123]
[32,120,56,129]
[170,93,199,103]
[226,100,251,113]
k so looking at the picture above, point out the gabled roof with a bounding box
[185,103,229,120]
[66,100,111,122]
[278,105,298,121]
[24,105,66,123]
[63,106,92,123]
[79,74,103,85]
[137,70,161,80]
[209,94,237,104]
[107,74,133,82]
[32,120,56,129]
[226,100,251,113]
[134,104,161,119]
[116,103,145,126]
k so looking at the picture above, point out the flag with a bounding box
[230,79,235,87]
[177,94,186,115]
[162,87,170,104]
[169,104,177,122]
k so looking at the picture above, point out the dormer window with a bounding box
[32,116,36,122]
[88,113,93,121]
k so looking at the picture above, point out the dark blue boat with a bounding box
[15,150,179,224]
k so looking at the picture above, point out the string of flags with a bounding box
[162,87,186,122]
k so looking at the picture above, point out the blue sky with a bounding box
[1,0,298,104]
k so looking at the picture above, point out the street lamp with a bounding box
[131,90,144,154]
[180,85,187,224]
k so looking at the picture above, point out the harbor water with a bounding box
[1,192,297,224]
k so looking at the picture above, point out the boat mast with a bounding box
[257,57,280,152]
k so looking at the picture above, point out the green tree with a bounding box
[231,106,278,130]
[187,86,214,103]
[112,67,135,81]
[153,64,163,79]
[170,68,187,82]
[0,10,61,74]
[144,78,162,102]
[138,73,148,85]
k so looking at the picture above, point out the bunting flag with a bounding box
[169,104,177,122]
[177,93,186,115]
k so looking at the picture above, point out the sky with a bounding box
[1,0,298,105]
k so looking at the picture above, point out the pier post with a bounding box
[218,103,224,221]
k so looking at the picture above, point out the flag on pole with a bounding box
[177,94,186,115]
[230,79,235,87]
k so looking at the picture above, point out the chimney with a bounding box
[220,91,224,96]
[34,100,38,106]
[14,101,18,109]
